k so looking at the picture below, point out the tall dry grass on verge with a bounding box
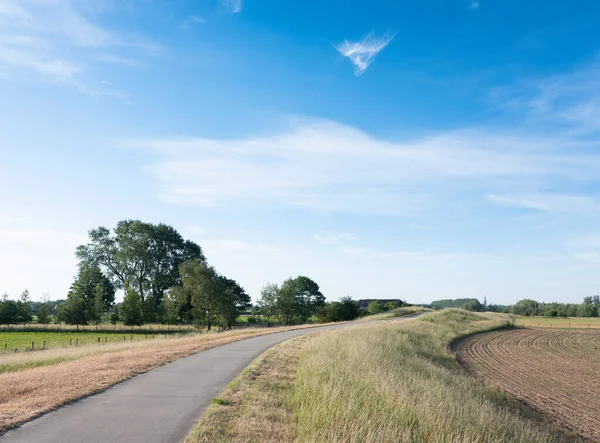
[185,336,313,443]
[0,323,328,433]
[187,309,575,443]
[292,309,572,443]
[358,306,431,321]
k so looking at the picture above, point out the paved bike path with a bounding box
[1,316,418,443]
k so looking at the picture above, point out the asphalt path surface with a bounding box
[1,315,419,443]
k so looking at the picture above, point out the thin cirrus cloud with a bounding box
[180,15,207,28]
[486,194,600,214]
[313,232,356,245]
[220,0,243,14]
[488,59,600,134]
[335,31,395,75]
[0,0,157,99]
[127,115,600,217]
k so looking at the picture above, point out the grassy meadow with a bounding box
[0,331,162,353]
[512,315,600,329]
[189,310,574,443]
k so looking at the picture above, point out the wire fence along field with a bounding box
[0,323,199,333]
[0,320,274,354]
[0,330,186,353]
[455,328,600,442]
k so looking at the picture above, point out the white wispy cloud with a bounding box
[488,58,600,134]
[335,31,395,76]
[313,232,356,244]
[220,0,243,14]
[180,15,206,29]
[127,117,600,216]
[487,194,600,214]
[0,0,156,99]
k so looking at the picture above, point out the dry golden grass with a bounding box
[0,323,327,433]
[185,336,313,443]
[358,306,431,321]
[187,310,575,443]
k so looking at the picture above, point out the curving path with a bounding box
[1,315,419,443]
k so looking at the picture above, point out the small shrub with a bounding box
[212,397,230,406]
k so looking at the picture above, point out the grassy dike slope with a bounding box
[187,310,572,443]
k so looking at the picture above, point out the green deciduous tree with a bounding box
[122,288,144,326]
[59,264,115,326]
[17,289,32,323]
[510,299,539,317]
[316,296,360,323]
[258,283,278,326]
[57,290,88,327]
[175,260,248,330]
[368,301,384,315]
[37,294,52,324]
[295,276,325,313]
[76,220,204,308]
[276,278,311,325]
[0,293,19,325]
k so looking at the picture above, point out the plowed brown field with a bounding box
[455,328,600,442]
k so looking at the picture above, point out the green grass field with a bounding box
[512,315,600,329]
[0,330,166,353]
[0,322,198,333]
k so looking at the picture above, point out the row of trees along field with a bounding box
[508,296,600,318]
[427,296,600,318]
[0,219,365,329]
[256,279,366,325]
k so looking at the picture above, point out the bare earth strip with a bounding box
[455,328,600,441]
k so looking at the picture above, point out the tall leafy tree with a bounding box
[337,296,360,321]
[175,260,248,330]
[75,263,116,311]
[276,278,311,325]
[0,293,19,325]
[17,289,32,323]
[37,294,52,324]
[122,289,144,326]
[214,276,250,328]
[295,276,325,313]
[258,283,279,326]
[76,220,204,305]
[57,290,88,327]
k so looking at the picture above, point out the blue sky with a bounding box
[2,0,600,305]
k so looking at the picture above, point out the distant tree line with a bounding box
[364,299,405,315]
[508,296,600,318]
[0,290,33,324]
[427,296,600,318]
[3,220,367,329]
[428,298,484,312]
[256,276,328,325]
